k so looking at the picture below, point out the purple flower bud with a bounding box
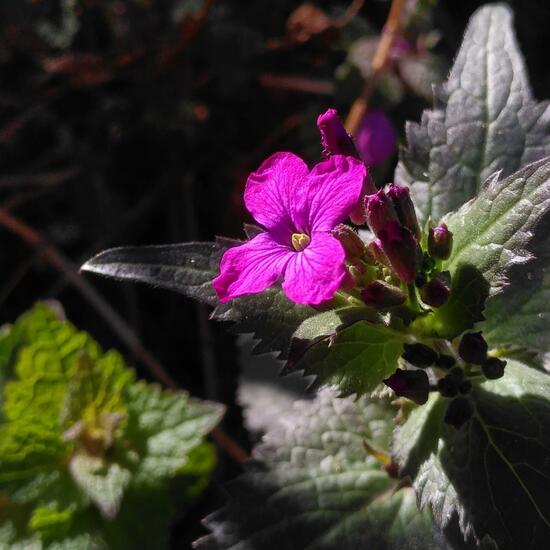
[366,239,389,266]
[378,221,421,284]
[402,343,438,368]
[361,280,406,309]
[384,368,429,405]
[332,224,365,259]
[458,332,488,365]
[420,277,450,308]
[349,172,377,226]
[366,190,398,235]
[317,109,359,158]
[482,357,506,380]
[387,184,421,239]
[428,223,453,260]
[356,111,396,166]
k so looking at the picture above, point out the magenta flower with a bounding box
[212,152,366,305]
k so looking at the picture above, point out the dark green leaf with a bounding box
[197,389,441,550]
[393,360,550,549]
[396,4,550,225]
[291,320,407,396]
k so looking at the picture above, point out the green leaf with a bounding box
[197,389,442,550]
[412,264,489,339]
[443,158,550,345]
[122,382,224,485]
[291,320,407,396]
[69,454,131,520]
[393,360,550,549]
[82,242,317,359]
[396,4,550,225]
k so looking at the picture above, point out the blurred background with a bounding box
[0,0,549,546]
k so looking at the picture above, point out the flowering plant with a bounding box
[83,5,550,549]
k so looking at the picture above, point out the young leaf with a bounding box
[393,360,550,549]
[122,382,224,486]
[197,389,442,550]
[291,320,407,396]
[396,4,550,225]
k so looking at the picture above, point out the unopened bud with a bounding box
[428,224,453,260]
[332,224,365,259]
[378,221,421,284]
[458,332,488,365]
[387,184,421,239]
[437,376,458,398]
[317,109,359,158]
[349,173,377,225]
[366,239,389,266]
[366,190,398,236]
[420,277,450,308]
[383,368,429,405]
[482,357,506,380]
[435,354,456,369]
[361,280,406,309]
[444,397,473,429]
[402,343,438,368]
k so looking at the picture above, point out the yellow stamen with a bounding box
[291,233,310,252]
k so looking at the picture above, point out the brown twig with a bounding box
[345,0,407,136]
[0,207,249,464]
[259,74,335,96]
[334,0,366,28]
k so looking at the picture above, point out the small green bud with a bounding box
[437,376,458,398]
[332,224,366,259]
[420,277,450,308]
[361,280,406,309]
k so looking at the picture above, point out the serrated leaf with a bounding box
[393,360,550,549]
[122,382,224,485]
[82,243,316,359]
[197,389,442,550]
[69,454,131,520]
[291,320,407,396]
[396,4,550,225]
[442,158,550,344]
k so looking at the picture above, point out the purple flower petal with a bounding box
[244,152,309,239]
[304,155,366,232]
[356,111,396,166]
[212,233,292,303]
[282,232,346,305]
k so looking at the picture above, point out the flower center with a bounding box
[291,233,311,252]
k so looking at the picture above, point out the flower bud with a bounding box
[428,223,453,260]
[361,280,406,309]
[332,224,365,259]
[317,109,359,158]
[435,354,456,369]
[458,332,488,365]
[482,357,506,380]
[420,277,450,308]
[402,343,438,368]
[366,239,389,266]
[356,111,396,167]
[437,375,458,398]
[366,190,398,235]
[444,397,473,429]
[383,368,429,405]
[349,173,377,225]
[387,184,421,239]
[378,221,421,284]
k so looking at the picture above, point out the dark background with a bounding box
[0,0,549,547]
